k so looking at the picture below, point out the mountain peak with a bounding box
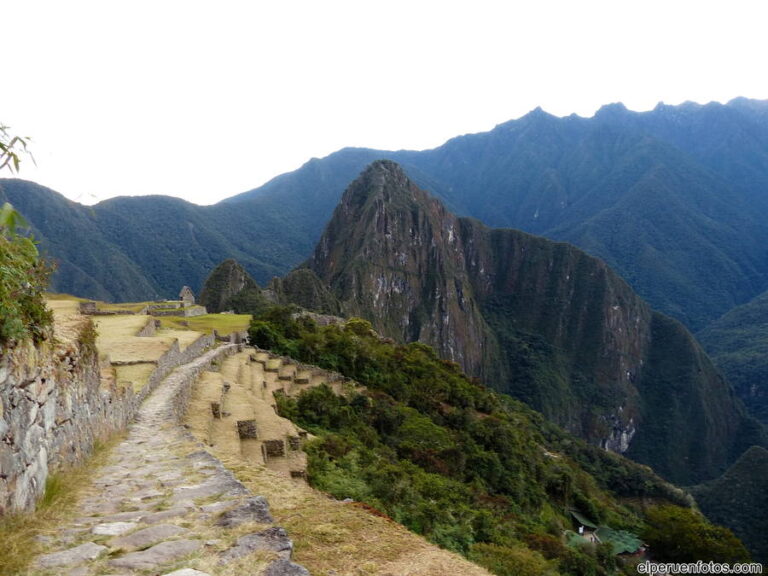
[338,159,426,215]
[356,159,410,189]
[199,258,261,313]
[595,101,629,118]
[521,106,556,122]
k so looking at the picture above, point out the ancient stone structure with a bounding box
[0,317,218,514]
[0,333,133,514]
[179,286,195,307]
[237,419,259,439]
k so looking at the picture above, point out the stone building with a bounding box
[179,286,195,307]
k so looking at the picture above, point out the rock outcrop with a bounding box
[199,259,263,313]
[304,160,766,484]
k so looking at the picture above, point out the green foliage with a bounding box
[0,127,52,344]
[626,313,767,484]
[0,226,53,344]
[199,258,268,314]
[252,306,715,574]
[699,289,768,426]
[468,543,555,576]
[0,124,32,173]
[642,505,751,563]
[76,317,98,360]
[692,446,768,563]
[269,267,343,315]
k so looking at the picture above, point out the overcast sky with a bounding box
[3,0,767,205]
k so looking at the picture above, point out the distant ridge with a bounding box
[3,97,768,333]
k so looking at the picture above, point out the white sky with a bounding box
[3,0,767,205]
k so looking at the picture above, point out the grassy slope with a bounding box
[692,446,768,563]
[698,290,768,425]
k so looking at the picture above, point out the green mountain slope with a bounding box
[198,258,263,313]
[692,446,768,563]
[200,259,763,563]
[698,290,768,425]
[244,301,752,570]
[303,160,766,485]
[0,179,156,301]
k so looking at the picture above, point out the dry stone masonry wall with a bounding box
[0,335,133,514]
[30,344,310,575]
[0,319,217,515]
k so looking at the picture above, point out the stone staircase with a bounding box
[191,348,358,481]
[28,345,310,576]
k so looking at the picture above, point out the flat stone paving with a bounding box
[29,346,309,576]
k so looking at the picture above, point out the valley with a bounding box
[2,97,768,573]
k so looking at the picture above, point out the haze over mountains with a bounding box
[2,96,768,431]
[200,160,768,560]
[4,98,768,329]
[214,160,766,486]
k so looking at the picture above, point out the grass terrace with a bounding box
[159,313,252,335]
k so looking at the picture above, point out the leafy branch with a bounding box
[0,124,33,173]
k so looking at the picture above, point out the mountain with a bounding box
[698,289,768,425]
[692,446,768,563]
[232,98,768,331]
[199,258,263,313]
[301,160,766,485]
[5,99,768,331]
[0,178,315,299]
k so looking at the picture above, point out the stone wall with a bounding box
[135,318,157,338]
[0,324,219,515]
[0,333,134,515]
[133,333,216,404]
[166,344,240,425]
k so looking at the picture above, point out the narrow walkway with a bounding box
[29,346,309,576]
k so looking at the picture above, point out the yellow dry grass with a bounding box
[0,436,123,576]
[45,297,90,346]
[160,313,252,335]
[114,363,157,393]
[93,314,152,338]
[185,352,491,576]
[156,328,203,351]
[217,456,493,576]
[94,315,178,363]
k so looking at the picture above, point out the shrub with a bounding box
[0,230,53,344]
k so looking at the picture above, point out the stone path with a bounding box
[30,345,309,576]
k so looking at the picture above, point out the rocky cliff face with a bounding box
[305,160,765,484]
[199,259,262,313]
[308,162,495,378]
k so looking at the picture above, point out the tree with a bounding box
[0,123,52,344]
[642,505,751,563]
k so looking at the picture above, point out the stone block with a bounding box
[262,439,285,458]
[237,420,259,439]
[216,496,274,527]
[219,526,293,563]
[264,558,311,576]
[36,541,108,568]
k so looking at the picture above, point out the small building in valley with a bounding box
[179,286,196,307]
